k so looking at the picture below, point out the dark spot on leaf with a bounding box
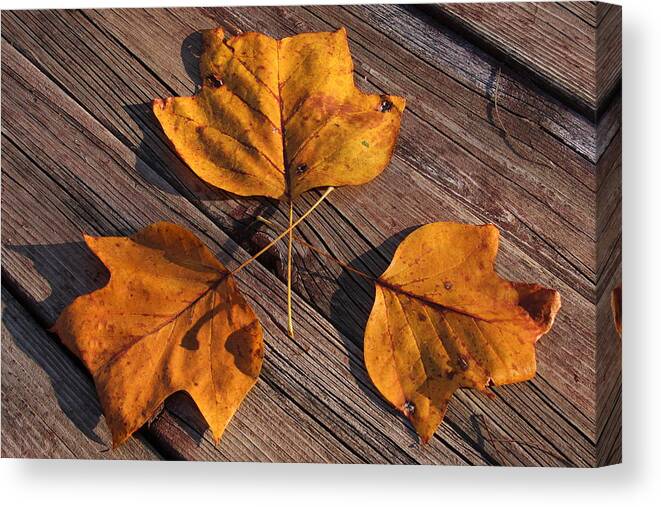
[361,140,370,148]
[296,163,308,174]
[444,281,453,290]
[205,74,223,88]
[379,97,393,112]
[417,312,426,322]
[226,322,262,377]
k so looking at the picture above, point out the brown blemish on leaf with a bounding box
[378,96,394,112]
[204,74,224,88]
[403,400,415,417]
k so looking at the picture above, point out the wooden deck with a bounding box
[429,2,622,115]
[1,3,621,465]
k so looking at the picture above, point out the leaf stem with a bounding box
[287,201,295,338]
[230,187,334,277]
[255,216,377,283]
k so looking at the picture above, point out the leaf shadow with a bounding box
[1,300,109,448]
[4,241,111,445]
[181,29,204,91]
[163,392,211,445]
[327,227,420,441]
[5,240,219,449]
[123,101,225,200]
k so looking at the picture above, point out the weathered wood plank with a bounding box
[561,2,616,29]
[1,287,161,460]
[596,4,622,113]
[429,2,621,114]
[349,3,611,159]
[561,2,601,27]
[597,374,621,466]
[594,96,621,467]
[1,41,488,465]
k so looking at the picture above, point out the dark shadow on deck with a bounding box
[3,241,110,446]
[324,228,421,443]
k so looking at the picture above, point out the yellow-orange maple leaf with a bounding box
[52,222,263,446]
[153,27,405,201]
[364,222,561,442]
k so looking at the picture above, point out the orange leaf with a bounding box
[52,222,263,446]
[153,27,405,201]
[364,222,561,442]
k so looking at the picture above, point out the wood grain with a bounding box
[595,114,622,464]
[430,2,621,115]
[0,4,621,465]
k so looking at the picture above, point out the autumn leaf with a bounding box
[611,284,622,336]
[52,222,264,446]
[153,27,405,201]
[153,27,404,337]
[364,222,561,443]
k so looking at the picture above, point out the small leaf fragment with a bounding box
[52,222,263,446]
[364,222,561,442]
